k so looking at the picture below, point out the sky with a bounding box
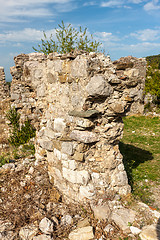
[1,0,160,81]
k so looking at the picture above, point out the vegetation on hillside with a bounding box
[33,21,102,55]
[145,54,160,106]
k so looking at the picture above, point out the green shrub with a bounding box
[0,155,9,167]
[33,21,102,55]
[6,107,36,147]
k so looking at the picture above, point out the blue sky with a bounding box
[1,0,160,81]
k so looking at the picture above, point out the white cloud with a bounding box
[83,1,97,6]
[94,31,119,42]
[0,0,74,22]
[101,0,124,7]
[0,28,56,43]
[144,0,160,11]
[100,0,145,8]
[130,28,160,41]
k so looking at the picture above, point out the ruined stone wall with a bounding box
[9,51,146,203]
[0,67,10,155]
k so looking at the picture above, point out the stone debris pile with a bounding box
[0,158,160,240]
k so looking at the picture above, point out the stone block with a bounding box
[73,151,84,162]
[140,224,160,240]
[79,184,95,199]
[39,217,54,235]
[54,118,66,132]
[91,204,111,220]
[39,139,53,151]
[124,68,139,78]
[86,75,113,97]
[76,119,94,129]
[19,224,38,240]
[69,226,94,240]
[69,110,99,118]
[70,130,99,143]
[109,102,125,113]
[111,208,136,232]
[44,128,55,139]
[47,72,57,83]
[111,170,128,187]
[71,57,88,78]
[62,168,90,185]
[61,142,74,155]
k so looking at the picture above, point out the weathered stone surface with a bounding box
[54,118,66,132]
[61,142,74,155]
[109,102,125,113]
[69,110,99,118]
[113,61,134,70]
[76,118,94,129]
[62,168,90,185]
[130,226,141,235]
[19,224,38,240]
[68,226,94,240]
[92,204,111,220]
[39,217,54,235]
[77,217,90,228]
[86,75,113,97]
[70,130,99,143]
[111,208,136,232]
[139,224,160,240]
[73,151,84,162]
[79,184,95,199]
[38,139,53,151]
[61,215,73,225]
[124,68,139,78]
[33,235,52,240]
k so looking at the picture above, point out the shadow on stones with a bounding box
[119,142,153,187]
[157,218,160,240]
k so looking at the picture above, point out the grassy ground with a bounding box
[120,115,160,208]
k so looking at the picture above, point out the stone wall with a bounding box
[9,51,146,203]
[0,67,10,155]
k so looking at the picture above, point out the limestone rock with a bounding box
[140,224,160,240]
[109,102,125,113]
[68,226,94,240]
[91,204,111,220]
[111,207,136,232]
[61,215,73,225]
[73,151,84,162]
[19,224,38,240]
[79,184,95,199]
[130,226,141,235]
[54,118,66,132]
[70,130,99,143]
[86,75,112,97]
[69,110,99,118]
[33,234,52,240]
[62,168,90,185]
[61,142,74,155]
[77,217,90,228]
[38,139,53,151]
[39,217,54,235]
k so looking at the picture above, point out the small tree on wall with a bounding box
[33,21,102,55]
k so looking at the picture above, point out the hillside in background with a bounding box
[146,54,160,69]
[145,54,160,105]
